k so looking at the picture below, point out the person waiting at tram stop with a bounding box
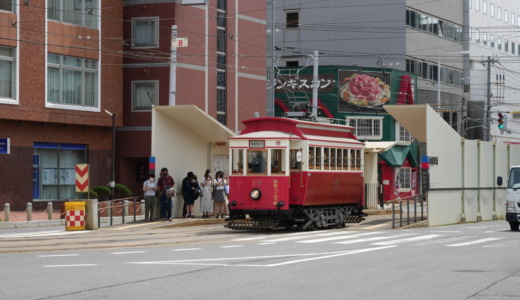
[183,174,200,218]
[142,173,157,222]
[213,171,228,218]
[157,167,175,221]
[200,169,214,218]
[182,171,194,218]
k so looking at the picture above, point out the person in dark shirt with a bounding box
[157,167,175,221]
[181,171,194,218]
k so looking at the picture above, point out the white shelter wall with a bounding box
[463,140,478,222]
[479,142,494,221]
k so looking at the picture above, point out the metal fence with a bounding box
[389,195,427,229]
[97,197,144,227]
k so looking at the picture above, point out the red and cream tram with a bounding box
[227,117,365,230]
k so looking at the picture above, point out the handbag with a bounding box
[166,187,175,198]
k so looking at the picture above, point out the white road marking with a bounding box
[44,264,98,268]
[335,234,414,245]
[111,251,147,255]
[38,254,79,257]
[446,238,502,247]
[372,234,441,246]
[233,236,272,241]
[0,230,90,239]
[264,231,354,242]
[361,222,393,230]
[220,245,244,248]
[173,248,202,251]
[127,246,397,268]
[411,236,473,246]
[258,242,276,245]
[297,232,381,243]
[482,240,519,248]
[265,246,396,267]
[431,231,461,233]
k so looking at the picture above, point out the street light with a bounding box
[105,110,116,200]
[437,51,470,107]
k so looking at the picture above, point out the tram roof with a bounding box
[239,117,357,140]
[230,131,362,146]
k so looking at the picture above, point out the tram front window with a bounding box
[248,150,267,174]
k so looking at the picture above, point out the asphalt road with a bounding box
[0,217,519,299]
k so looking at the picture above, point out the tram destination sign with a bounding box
[249,140,265,149]
[0,138,10,154]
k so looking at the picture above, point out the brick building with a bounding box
[0,1,123,210]
[119,0,267,194]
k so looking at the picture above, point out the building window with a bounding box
[512,13,515,26]
[33,143,87,201]
[286,60,299,67]
[0,0,13,12]
[286,11,299,28]
[132,81,158,111]
[490,4,494,17]
[348,117,383,140]
[397,167,411,190]
[47,53,98,109]
[217,88,226,111]
[217,29,227,52]
[0,45,16,101]
[504,10,508,23]
[483,1,487,14]
[497,7,501,20]
[397,123,413,143]
[47,0,98,29]
[406,9,462,43]
[132,17,159,48]
[512,42,515,55]
[476,0,480,11]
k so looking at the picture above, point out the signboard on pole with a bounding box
[172,37,188,48]
[0,138,10,154]
[75,164,89,193]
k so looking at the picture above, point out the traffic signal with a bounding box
[498,112,509,131]
[498,112,504,130]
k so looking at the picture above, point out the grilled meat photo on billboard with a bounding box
[338,72,390,110]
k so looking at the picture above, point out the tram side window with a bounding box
[330,148,337,170]
[309,147,316,170]
[248,150,267,174]
[290,149,302,170]
[315,147,322,170]
[342,149,349,170]
[354,149,362,170]
[271,149,286,174]
[231,149,244,175]
[324,148,330,170]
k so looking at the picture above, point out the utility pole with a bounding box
[311,50,319,119]
[484,56,498,141]
[169,25,177,106]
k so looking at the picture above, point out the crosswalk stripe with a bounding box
[335,233,414,245]
[264,231,354,242]
[446,238,502,247]
[371,234,441,245]
[0,230,90,239]
[297,232,381,244]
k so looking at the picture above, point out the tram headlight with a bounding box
[250,188,262,200]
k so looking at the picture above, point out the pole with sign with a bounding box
[169,25,189,106]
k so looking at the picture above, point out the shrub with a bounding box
[93,186,111,201]
[115,183,132,199]
[78,189,99,200]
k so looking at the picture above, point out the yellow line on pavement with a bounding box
[108,223,153,230]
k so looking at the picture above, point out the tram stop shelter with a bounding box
[383,104,510,226]
[151,105,235,217]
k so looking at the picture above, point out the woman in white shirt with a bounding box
[200,169,214,218]
[213,171,227,218]
[143,174,157,222]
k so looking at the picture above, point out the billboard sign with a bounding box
[338,70,390,112]
[0,138,10,154]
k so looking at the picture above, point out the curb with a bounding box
[0,219,65,229]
